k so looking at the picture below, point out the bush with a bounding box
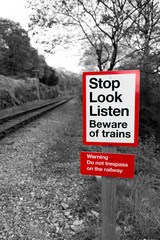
[116,174,160,239]
[116,136,160,239]
[14,86,38,103]
[0,90,18,109]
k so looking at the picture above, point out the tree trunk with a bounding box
[108,42,117,71]
[96,49,103,71]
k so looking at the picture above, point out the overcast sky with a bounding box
[0,0,82,73]
[0,0,29,29]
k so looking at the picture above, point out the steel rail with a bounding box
[0,97,73,139]
[0,98,65,124]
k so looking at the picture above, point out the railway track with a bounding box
[0,97,73,139]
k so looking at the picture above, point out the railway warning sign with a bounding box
[81,152,135,178]
[83,70,140,147]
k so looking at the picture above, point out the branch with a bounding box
[77,0,112,40]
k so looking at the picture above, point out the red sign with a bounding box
[80,152,135,178]
[83,70,140,147]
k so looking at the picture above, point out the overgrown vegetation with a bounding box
[0,17,58,86]
[0,71,80,110]
[72,136,160,240]
[0,75,59,110]
[0,17,81,106]
[27,0,160,142]
[0,17,81,110]
[116,137,160,239]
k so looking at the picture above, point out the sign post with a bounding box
[32,69,40,100]
[80,148,135,239]
[82,70,140,239]
[101,146,117,240]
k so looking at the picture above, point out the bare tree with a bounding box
[27,0,160,71]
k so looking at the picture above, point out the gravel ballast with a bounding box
[0,97,101,240]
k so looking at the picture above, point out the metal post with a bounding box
[102,146,117,240]
[33,69,40,100]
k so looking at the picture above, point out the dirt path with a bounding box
[0,97,101,240]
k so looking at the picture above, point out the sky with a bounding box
[0,0,82,73]
[0,0,29,30]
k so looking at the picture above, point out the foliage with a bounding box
[27,0,160,72]
[55,68,81,94]
[0,18,33,75]
[117,136,160,239]
[39,66,59,86]
[0,18,59,87]
[118,49,160,141]
[0,17,81,97]
[0,75,59,110]
[79,45,101,72]
[116,174,160,239]
[79,136,160,239]
[27,1,160,140]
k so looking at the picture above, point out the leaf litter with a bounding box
[0,98,101,240]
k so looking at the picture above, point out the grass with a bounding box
[67,98,160,239]
[116,137,160,239]
[116,174,160,239]
[75,135,160,239]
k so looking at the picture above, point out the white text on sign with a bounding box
[80,152,135,178]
